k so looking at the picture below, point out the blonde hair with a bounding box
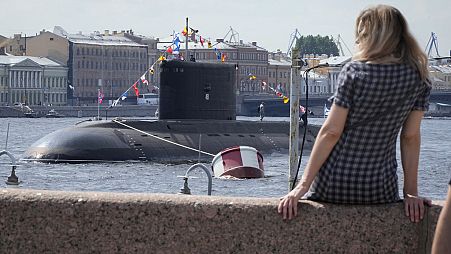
[353,5,429,80]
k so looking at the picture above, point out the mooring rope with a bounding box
[112,119,215,157]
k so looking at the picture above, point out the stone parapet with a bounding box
[0,188,443,253]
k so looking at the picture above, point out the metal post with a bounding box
[4,122,10,150]
[185,17,189,60]
[288,48,301,191]
[97,88,100,120]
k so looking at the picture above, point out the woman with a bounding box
[278,5,431,223]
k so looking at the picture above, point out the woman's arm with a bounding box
[278,104,348,220]
[400,110,430,222]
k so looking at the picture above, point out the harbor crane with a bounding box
[425,32,440,58]
[287,29,302,57]
[222,26,240,43]
[335,34,352,56]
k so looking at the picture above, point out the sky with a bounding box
[1,0,449,57]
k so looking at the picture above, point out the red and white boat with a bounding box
[211,146,264,178]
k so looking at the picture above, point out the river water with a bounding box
[0,116,450,200]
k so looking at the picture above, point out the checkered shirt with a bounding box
[307,61,431,204]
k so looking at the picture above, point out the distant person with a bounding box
[278,5,432,223]
[155,108,159,118]
[299,106,314,126]
[258,102,265,121]
[432,178,451,254]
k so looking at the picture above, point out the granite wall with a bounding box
[0,188,443,253]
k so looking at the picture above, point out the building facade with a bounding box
[429,65,451,91]
[0,55,67,106]
[0,34,35,56]
[268,50,292,96]
[27,27,148,105]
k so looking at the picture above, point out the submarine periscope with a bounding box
[23,60,319,163]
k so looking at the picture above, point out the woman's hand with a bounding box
[278,186,308,220]
[404,194,432,223]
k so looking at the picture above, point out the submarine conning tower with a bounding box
[159,60,236,120]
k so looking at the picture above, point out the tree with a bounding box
[295,35,339,57]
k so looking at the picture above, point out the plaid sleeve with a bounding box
[412,78,431,111]
[333,63,355,109]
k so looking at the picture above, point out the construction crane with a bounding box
[222,27,240,44]
[335,34,352,56]
[425,32,440,58]
[287,29,302,57]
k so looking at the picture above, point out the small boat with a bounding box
[24,111,39,118]
[211,146,264,178]
[46,109,63,118]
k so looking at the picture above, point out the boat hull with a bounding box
[23,119,320,163]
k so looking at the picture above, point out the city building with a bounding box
[268,50,291,96]
[0,55,68,106]
[27,27,148,105]
[120,31,159,90]
[0,34,35,56]
[429,65,451,91]
[0,35,8,53]
[318,56,351,94]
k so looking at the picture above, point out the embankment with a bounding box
[0,105,158,118]
[0,188,443,253]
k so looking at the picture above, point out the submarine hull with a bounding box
[23,119,320,163]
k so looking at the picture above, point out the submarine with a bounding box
[23,60,320,163]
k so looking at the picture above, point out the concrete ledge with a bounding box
[0,188,443,253]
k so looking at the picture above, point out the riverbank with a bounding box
[1,104,450,118]
[0,105,158,118]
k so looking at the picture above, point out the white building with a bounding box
[319,56,352,94]
[0,55,68,106]
[429,65,451,91]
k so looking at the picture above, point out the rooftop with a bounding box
[319,56,352,66]
[157,36,267,52]
[52,27,144,47]
[430,65,451,74]
[0,55,62,66]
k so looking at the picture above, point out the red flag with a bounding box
[98,90,104,104]
[200,36,204,46]
[166,47,173,54]
[141,74,149,85]
[133,83,139,97]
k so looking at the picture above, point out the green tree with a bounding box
[295,35,339,56]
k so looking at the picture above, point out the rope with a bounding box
[112,119,215,157]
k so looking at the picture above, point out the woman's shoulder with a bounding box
[344,61,418,74]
